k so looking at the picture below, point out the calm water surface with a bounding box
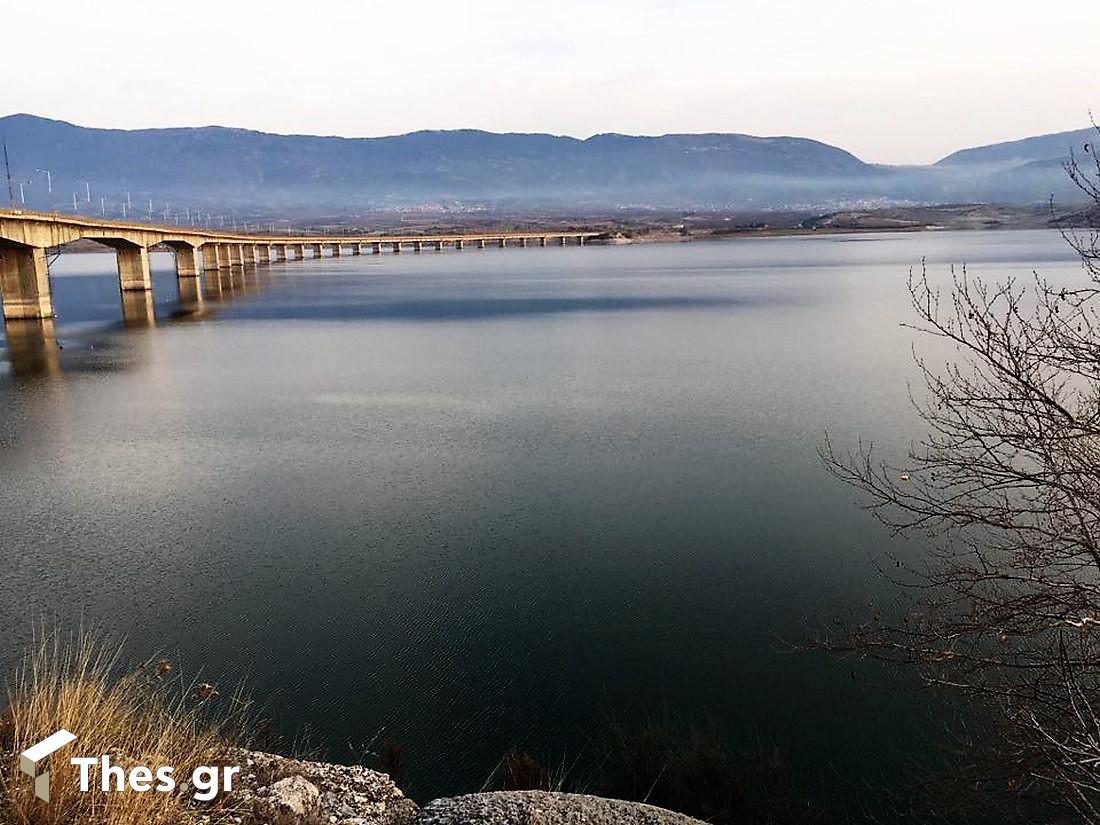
[0,231,1084,810]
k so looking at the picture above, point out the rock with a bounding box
[254,776,321,825]
[414,791,706,825]
[215,752,699,825]
[227,750,417,825]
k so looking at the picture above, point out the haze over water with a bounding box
[0,232,1084,810]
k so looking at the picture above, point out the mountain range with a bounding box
[0,114,1094,217]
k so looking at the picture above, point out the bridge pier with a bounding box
[455,240,464,250]
[292,244,305,260]
[114,243,152,291]
[169,243,200,279]
[257,245,271,264]
[578,236,585,246]
[352,244,361,255]
[274,245,287,262]
[170,243,202,306]
[498,238,507,248]
[241,244,256,266]
[392,242,402,254]
[201,243,224,272]
[225,244,243,267]
[311,243,323,258]
[0,243,53,320]
[519,238,528,248]
[539,237,547,247]
[560,236,567,246]
[413,241,423,253]
[477,239,486,249]
[331,243,342,257]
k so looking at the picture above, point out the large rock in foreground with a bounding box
[220,753,702,825]
[253,775,321,825]
[229,750,417,825]
[415,791,705,825]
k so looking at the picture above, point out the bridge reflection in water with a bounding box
[121,291,157,329]
[0,249,291,379]
[3,318,62,378]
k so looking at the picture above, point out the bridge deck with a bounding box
[0,208,599,246]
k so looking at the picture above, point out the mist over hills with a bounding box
[936,127,1095,167]
[0,114,1093,217]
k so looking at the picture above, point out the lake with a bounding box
[0,230,1084,814]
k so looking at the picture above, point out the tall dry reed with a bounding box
[0,629,243,825]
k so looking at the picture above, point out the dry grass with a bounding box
[0,630,243,825]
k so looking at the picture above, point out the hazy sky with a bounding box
[3,0,1096,164]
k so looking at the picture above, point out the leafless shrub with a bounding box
[821,126,1100,819]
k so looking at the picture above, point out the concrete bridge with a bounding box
[0,209,600,320]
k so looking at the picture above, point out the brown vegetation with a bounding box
[0,630,243,825]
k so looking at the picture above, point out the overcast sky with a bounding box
[2,0,1095,164]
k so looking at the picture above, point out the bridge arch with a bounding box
[160,240,201,279]
[87,237,153,291]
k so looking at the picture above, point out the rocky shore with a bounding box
[219,751,703,825]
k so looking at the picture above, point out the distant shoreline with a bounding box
[52,203,1071,256]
